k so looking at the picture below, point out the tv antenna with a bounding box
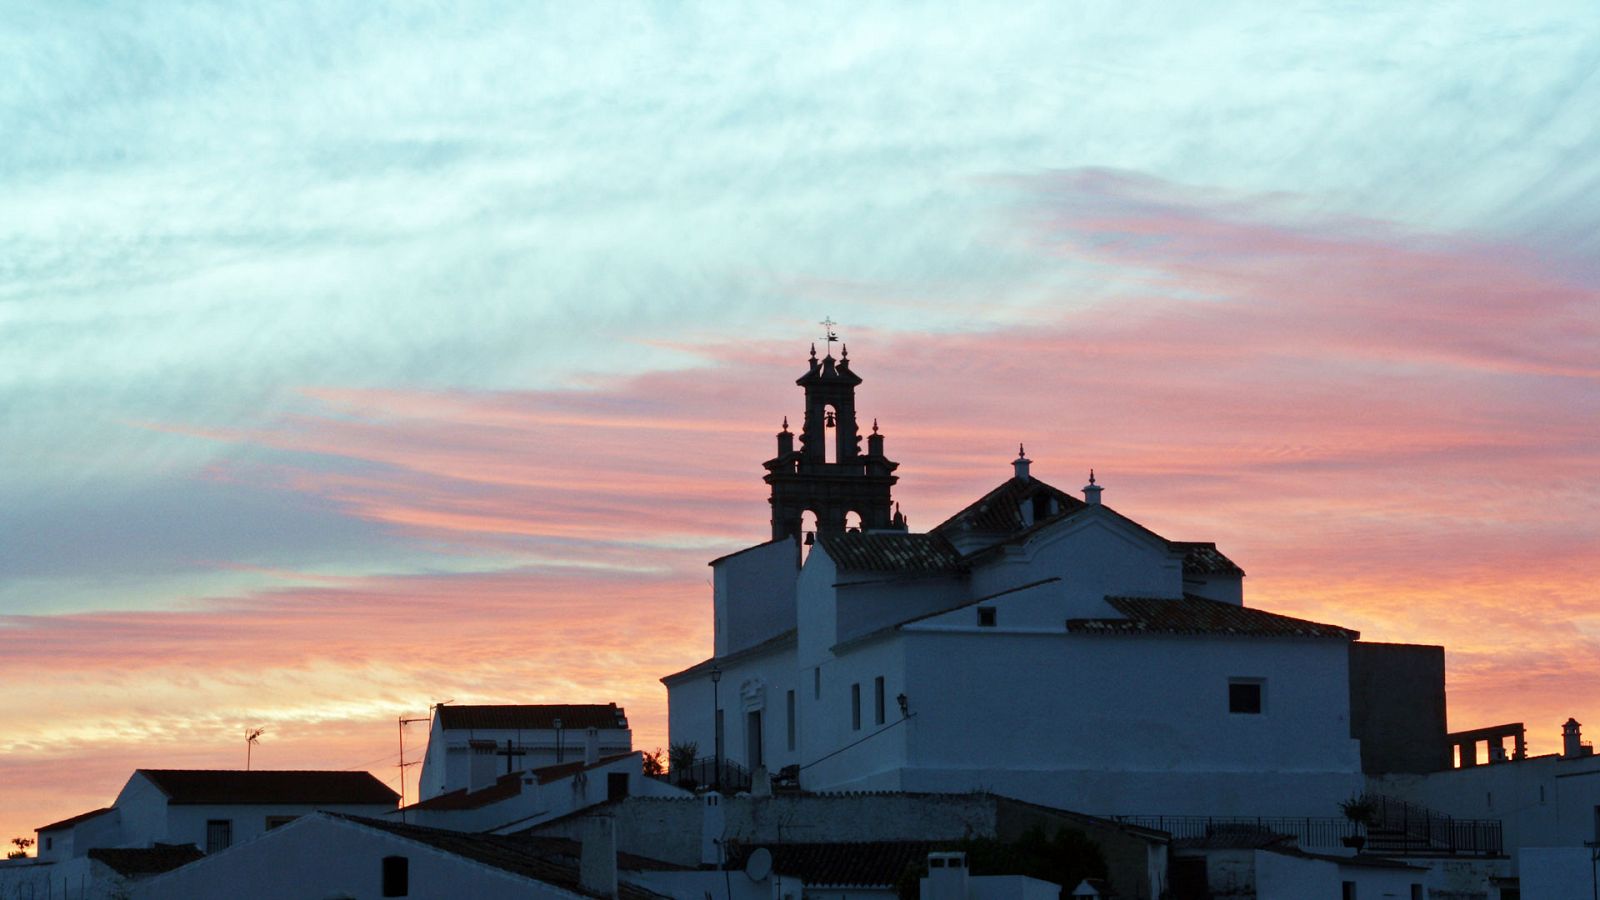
[245,727,265,770]
[396,700,451,823]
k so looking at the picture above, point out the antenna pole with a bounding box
[397,713,429,822]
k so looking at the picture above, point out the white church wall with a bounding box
[834,576,970,646]
[880,630,1362,817]
[797,550,841,670]
[966,511,1184,614]
[666,646,801,782]
[714,539,799,656]
[799,636,909,792]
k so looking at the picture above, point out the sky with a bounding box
[3,2,1598,844]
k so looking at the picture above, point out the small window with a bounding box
[205,819,232,854]
[264,815,296,831]
[874,677,886,726]
[1228,680,1263,714]
[44,837,52,852]
[608,771,630,801]
[930,858,946,869]
[382,855,410,897]
[1410,886,1423,900]
[977,607,997,627]
[787,690,796,751]
[1341,881,1356,900]
[851,683,861,731]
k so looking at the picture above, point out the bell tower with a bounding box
[764,341,901,542]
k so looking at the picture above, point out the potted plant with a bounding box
[1339,795,1378,850]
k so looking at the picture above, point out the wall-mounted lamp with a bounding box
[897,693,909,718]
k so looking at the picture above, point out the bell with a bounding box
[825,410,837,428]
[804,531,816,546]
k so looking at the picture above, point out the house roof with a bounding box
[520,836,688,872]
[136,770,399,806]
[437,704,629,732]
[37,807,114,833]
[931,476,1086,536]
[818,531,964,574]
[727,841,936,887]
[1263,846,1428,871]
[406,754,637,812]
[1173,542,1246,577]
[1066,595,1358,640]
[334,814,670,900]
[88,844,204,876]
[659,628,797,685]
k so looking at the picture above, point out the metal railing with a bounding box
[648,757,753,793]
[1110,815,1359,849]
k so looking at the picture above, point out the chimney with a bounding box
[700,793,726,868]
[584,727,600,766]
[921,852,969,900]
[579,817,618,899]
[1082,469,1102,505]
[1563,718,1584,758]
[1013,444,1031,482]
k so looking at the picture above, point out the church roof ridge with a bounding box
[659,628,798,686]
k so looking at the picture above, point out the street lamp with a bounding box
[710,664,723,793]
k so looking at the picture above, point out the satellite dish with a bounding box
[744,847,773,882]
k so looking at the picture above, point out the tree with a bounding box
[641,747,666,776]
[7,836,34,859]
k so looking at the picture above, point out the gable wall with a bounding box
[967,512,1184,614]
[714,539,799,656]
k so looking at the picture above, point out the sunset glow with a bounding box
[4,3,1597,848]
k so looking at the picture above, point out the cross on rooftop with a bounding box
[494,739,526,776]
[820,316,839,355]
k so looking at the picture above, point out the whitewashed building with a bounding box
[419,703,633,799]
[663,346,1370,818]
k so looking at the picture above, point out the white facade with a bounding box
[667,464,1365,819]
[1373,749,1600,871]
[1253,850,1427,900]
[419,704,633,798]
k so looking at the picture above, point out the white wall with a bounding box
[1374,753,1600,865]
[1254,852,1425,900]
[421,717,634,798]
[799,636,907,792]
[966,510,1185,615]
[714,539,799,656]
[881,629,1362,817]
[131,814,585,900]
[1518,847,1597,900]
[666,645,801,780]
[164,801,398,853]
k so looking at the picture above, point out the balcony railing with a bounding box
[1112,799,1502,858]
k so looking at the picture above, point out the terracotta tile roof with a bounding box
[1173,542,1246,577]
[818,532,964,574]
[88,844,203,876]
[438,704,629,731]
[37,807,114,833]
[529,753,635,785]
[334,815,671,900]
[931,476,1086,536]
[136,770,399,806]
[727,841,936,887]
[520,836,688,872]
[1066,595,1358,640]
[659,628,797,685]
[408,771,525,811]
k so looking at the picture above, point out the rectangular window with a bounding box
[851,683,862,731]
[787,690,797,751]
[1410,886,1423,900]
[977,606,997,627]
[874,677,886,725]
[205,820,232,854]
[608,771,630,801]
[1341,881,1356,900]
[382,855,410,897]
[1228,679,1263,714]
[814,667,821,700]
[44,837,52,852]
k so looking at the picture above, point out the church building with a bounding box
[663,344,1412,819]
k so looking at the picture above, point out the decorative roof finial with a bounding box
[782,416,789,433]
[1089,468,1096,485]
[840,343,848,359]
[872,418,879,434]
[1018,443,1026,459]
[810,343,817,360]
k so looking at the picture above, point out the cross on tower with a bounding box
[820,316,839,355]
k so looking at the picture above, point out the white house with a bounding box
[128,812,669,900]
[419,703,633,798]
[663,346,1368,819]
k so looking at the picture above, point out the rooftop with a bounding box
[819,531,964,575]
[36,807,114,833]
[88,845,204,876]
[437,704,629,732]
[1066,595,1357,640]
[136,770,399,806]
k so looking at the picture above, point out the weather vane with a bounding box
[820,316,839,355]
